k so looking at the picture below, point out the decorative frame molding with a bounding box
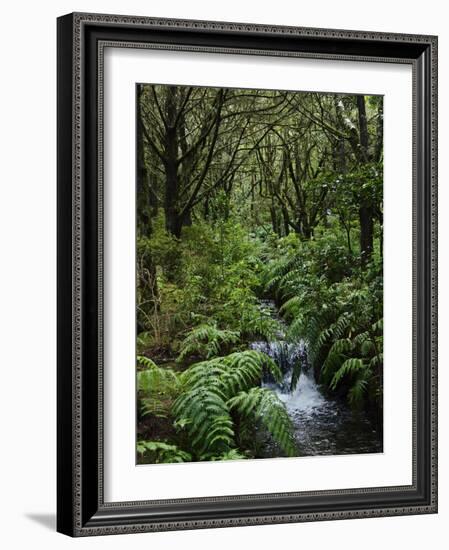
[57,12,437,536]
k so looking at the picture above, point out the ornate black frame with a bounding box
[57,12,438,537]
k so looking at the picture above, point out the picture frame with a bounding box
[57,12,438,536]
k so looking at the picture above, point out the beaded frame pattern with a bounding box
[68,12,437,536]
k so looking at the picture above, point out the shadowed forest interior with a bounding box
[136,83,383,465]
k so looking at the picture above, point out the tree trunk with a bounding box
[136,85,158,312]
[359,204,374,265]
[357,95,369,161]
[282,206,290,236]
[164,153,182,237]
[374,100,383,162]
[137,86,151,237]
[357,95,374,266]
[163,87,183,238]
[302,224,313,239]
[270,206,280,235]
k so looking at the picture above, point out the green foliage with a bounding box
[137,356,181,418]
[136,215,280,355]
[323,316,383,406]
[264,231,383,409]
[209,449,247,461]
[136,350,294,462]
[177,323,241,363]
[239,303,281,341]
[137,441,192,463]
[135,87,384,463]
[228,387,296,456]
[172,351,293,459]
[137,355,159,371]
[290,360,302,392]
[180,351,282,398]
[173,389,234,457]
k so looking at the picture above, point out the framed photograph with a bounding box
[57,12,438,536]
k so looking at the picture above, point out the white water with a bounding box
[251,338,325,413]
[278,370,326,414]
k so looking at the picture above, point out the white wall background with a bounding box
[0,0,446,547]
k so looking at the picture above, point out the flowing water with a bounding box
[251,303,382,458]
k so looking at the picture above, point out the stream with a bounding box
[251,302,382,458]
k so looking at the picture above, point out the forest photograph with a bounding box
[135,83,383,465]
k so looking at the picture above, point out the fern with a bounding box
[330,358,366,390]
[264,254,304,301]
[290,359,302,392]
[348,378,369,405]
[209,448,247,461]
[173,387,233,456]
[137,354,159,370]
[177,323,240,363]
[137,356,181,418]
[240,306,281,341]
[222,350,282,395]
[321,337,352,382]
[137,331,153,353]
[371,318,383,333]
[172,350,291,458]
[137,356,180,395]
[266,244,383,409]
[279,295,302,320]
[370,353,383,368]
[228,387,296,457]
[137,440,191,463]
[181,350,282,399]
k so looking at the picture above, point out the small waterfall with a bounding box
[250,300,382,457]
[280,369,326,413]
[251,340,306,390]
[251,339,323,413]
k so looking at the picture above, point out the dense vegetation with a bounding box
[136,84,383,464]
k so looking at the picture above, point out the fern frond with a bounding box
[290,360,301,391]
[137,357,181,420]
[369,353,383,368]
[173,350,286,457]
[208,448,247,461]
[140,398,170,419]
[279,295,302,320]
[172,385,233,455]
[348,378,369,405]
[371,318,383,333]
[321,337,352,379]
[137,358,180,395]
[240,307,281,340]
[137,355,158,370]
[137,440,192,463]
[180,358,228,391]
[352,331,369,348]
[222,350,282,394]
[361,339,375,356]
[180,350,280,396]
[177,323,240,363]
[287,313,306,341]
[330,358,366,390]
[228,387,296,457]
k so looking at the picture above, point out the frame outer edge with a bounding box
[57,13,76,537]
[430,35,438,513]
[59,12,438,536]
[72,11,437,44]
